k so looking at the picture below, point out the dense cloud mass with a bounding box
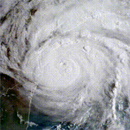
[0,0,130,129]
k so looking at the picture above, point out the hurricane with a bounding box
[0,0,130,129]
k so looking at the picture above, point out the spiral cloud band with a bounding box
[0,0,130,129]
